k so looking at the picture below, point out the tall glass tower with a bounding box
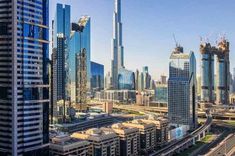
[168,46,197,130]
[200,43,215,103]
[52,4,70,119]
[91,61,104,91]
[68,16,91,104]
[0,0,49,155]
[216,40,230,105]
[111,0,124,89]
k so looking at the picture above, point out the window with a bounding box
[0,87,8,99]
[0,23,8,35]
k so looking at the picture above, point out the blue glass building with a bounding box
[168,46,197,130]
[155,84,168,103]
[0,0,49,155]
[111,0,125,89]
[52,3,70,119]
[68,16,91,103]
[118,68,135,90]
[200,43,215,103]
[91,61,104,91]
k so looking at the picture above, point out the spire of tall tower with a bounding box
[111,0,124,89]
[115,0,121,21]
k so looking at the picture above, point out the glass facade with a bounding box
[168,48,197,129]
[216,54,230,104]
[111,0,124,89]
[201,53,215,102]
[155,84,168,103]
[118,68,135,90]
[52,4,71,119]
[0,0,49,155]
[91,61,104,91]
[200,43,215,103]
[68,16,91,103]
[200,40,230,104]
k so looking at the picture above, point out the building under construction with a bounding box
[200,38,230,105]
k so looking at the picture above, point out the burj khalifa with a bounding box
[111,0,124,89]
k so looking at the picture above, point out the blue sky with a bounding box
[50,0,235,80]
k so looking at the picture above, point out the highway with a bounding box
[150,113,213,156]
[113,104,235,120]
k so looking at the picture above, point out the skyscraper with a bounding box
[68,16,91,104]
[168,46,197,130]
[233,68,235,93]
[105,71,112,89]
[111,0,124,89]
[76,49,88,111]
[118,68,135,90]
[0,0,49,155]
[200,43,215,103]
[216,39,230,105]
[135,69,139,91]
[91,61,104,91]
[143,66,151,89]
[52,4,71,119]
[200,39,230,104]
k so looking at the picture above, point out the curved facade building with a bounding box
[118,68,135,90]
[0,0,49,155]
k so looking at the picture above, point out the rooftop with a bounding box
[50,135,90,151]
[71,128,118,142]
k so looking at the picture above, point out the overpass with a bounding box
[150,113,213,156]
[113,104,235,120]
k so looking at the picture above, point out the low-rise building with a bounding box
[111,123,139,156]
[103,102,113,114]
[50,135,90,156]
[123,120,156,154]
[230,93,235,104]
[94,90,136,104]
[71,128,120,156]
[141,116,169,146]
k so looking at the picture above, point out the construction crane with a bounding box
[173,33,178,47]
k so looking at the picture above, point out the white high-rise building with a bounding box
[111,0,124,89]
[168,46,198,130]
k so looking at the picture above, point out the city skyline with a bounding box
[0,0,235,155]
[50,0,235,79]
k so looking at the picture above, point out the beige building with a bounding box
[49,135,90,156]
[230,93,235,104]
[141,116,169,146]
[71,128,120,156]
[103,102,113,114]
[136,91,151,106]
[123,120,156,154]
[110,123,139,156]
